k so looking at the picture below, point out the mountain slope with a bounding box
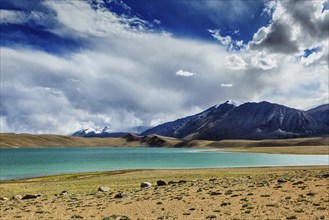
[142,101,329,141]
[307,104,329,126]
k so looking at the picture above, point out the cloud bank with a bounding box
[0,0,328,134]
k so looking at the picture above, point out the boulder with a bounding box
[140,182,152,188]
[156,180,167,186]
[98,186,110,192]
[114,192,128,199]
[22,194,40,200]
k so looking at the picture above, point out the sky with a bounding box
[0,0,328,134]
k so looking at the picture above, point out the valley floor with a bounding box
[1,166,329,220]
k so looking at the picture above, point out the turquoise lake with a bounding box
[0,147,328,180]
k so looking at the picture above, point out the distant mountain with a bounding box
[72,126,151,138]
[307,104,329,126]
[142,101,329,140]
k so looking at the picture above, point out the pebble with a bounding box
[98,186,110,192]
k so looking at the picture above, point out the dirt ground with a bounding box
[1,166,328,220]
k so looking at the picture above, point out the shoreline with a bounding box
[1,165,329,183]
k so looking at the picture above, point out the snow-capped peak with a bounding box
[77,126,111,134]
[214,100,241,108]
[224,100,241,106]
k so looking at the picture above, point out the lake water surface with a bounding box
[1,147,328,180]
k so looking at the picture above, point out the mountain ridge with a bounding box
[141,101,329,141]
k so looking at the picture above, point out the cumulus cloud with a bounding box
[225,54,248,70]
[176,70,195,77]
[249,0,329,55]
[251,53,277,70]
[208,29,245,50]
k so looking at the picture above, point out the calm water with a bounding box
[0,147,328,180]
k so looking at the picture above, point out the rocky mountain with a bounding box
[142,101,329,140]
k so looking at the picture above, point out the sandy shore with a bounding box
[1,166,328,219]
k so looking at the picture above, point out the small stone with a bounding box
[60,190,69,196]
[98,186,110,192]
[306,192,315,196]
[210,191,222,196]
[292,181,304,185]
[178,180,187,184]
[140,182,152,188]
[114,192,128,199]
[22,194,40,200]
[157,180,167,186]
[0,197,9,201]
[278,178,287,183]
[286,216,297,220]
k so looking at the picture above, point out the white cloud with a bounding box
[220,83,233,87]
[0,10,27,24]
[208,29,232,46]
[176,70,195,77]
[225,54,248,70]
[251,53,277,70]
[0,9,49,25]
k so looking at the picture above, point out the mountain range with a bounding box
[72,101,329,141]
[72,126,151,138]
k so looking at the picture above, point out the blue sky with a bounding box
[0,0,328,134]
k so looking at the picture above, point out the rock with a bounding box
[178,180,187,184]
[12,195,22,200]
[210,191,222,196]
[0,197,9,201]
[59,190,69,196]
[157,180,167,186]
[98,186,111,192]
[114,192,128,199]
[140,182,152,188]
[292,181,304,185]
[22,194,40,200]
[277,178,287,183]
[220,202,231,206]
[321,173,329,178]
